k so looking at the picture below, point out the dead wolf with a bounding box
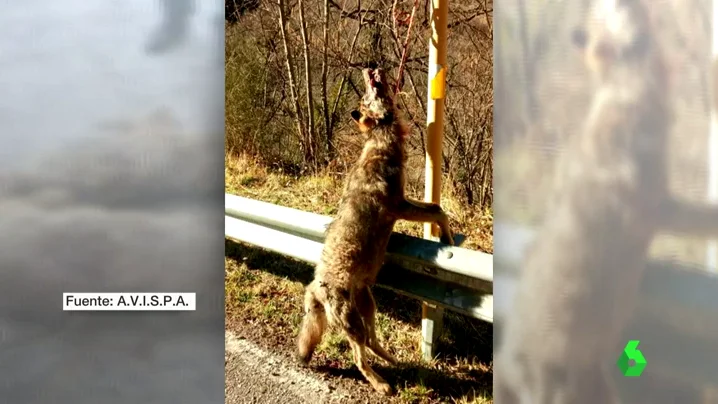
[495,0,718,402]
[295,67,454,396]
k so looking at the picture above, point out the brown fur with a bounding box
[495,0,718,402]
[296,68,454,396]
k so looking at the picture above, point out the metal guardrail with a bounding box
[224,194,494,322]
[494,222,718,391]
[224,194,718,389]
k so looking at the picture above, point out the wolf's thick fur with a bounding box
[295,68,453,396]
[495,0,718,402]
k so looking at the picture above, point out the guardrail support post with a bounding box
[422,0,449,362]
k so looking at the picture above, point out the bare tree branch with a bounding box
[277,0,306,154]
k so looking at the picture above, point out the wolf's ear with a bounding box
[351,110,376,132]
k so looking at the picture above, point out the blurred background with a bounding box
[0,1,226,403]
[0,0,221,168]
[495,0,714,267]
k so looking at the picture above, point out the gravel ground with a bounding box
[225,327,406,404]
[225,331,350,404]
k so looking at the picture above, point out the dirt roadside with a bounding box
[225,331,343,404]
[225,330,399,404]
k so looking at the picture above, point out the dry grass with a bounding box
[225,153,493,253]
[225,153,493,403]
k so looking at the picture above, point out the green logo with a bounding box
[617,340,647,377]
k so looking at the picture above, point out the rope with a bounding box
[393,0,419,95]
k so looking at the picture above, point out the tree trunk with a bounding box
[298,0,316,166]
[277,0,306,161]
[321,0,332,160]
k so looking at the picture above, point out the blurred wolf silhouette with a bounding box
[145,0,194,55]
[295,67,454,396]
[495,0,718,402]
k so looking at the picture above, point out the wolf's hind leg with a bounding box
[355,285,397,365]
[334,290,393,396]
[296,280,327,364]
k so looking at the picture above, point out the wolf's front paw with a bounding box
[440,231,455,246]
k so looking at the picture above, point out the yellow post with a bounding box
[421,0,449,362]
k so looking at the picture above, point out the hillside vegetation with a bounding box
[226,0,493,215]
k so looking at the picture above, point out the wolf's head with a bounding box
[350,68,398,133]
